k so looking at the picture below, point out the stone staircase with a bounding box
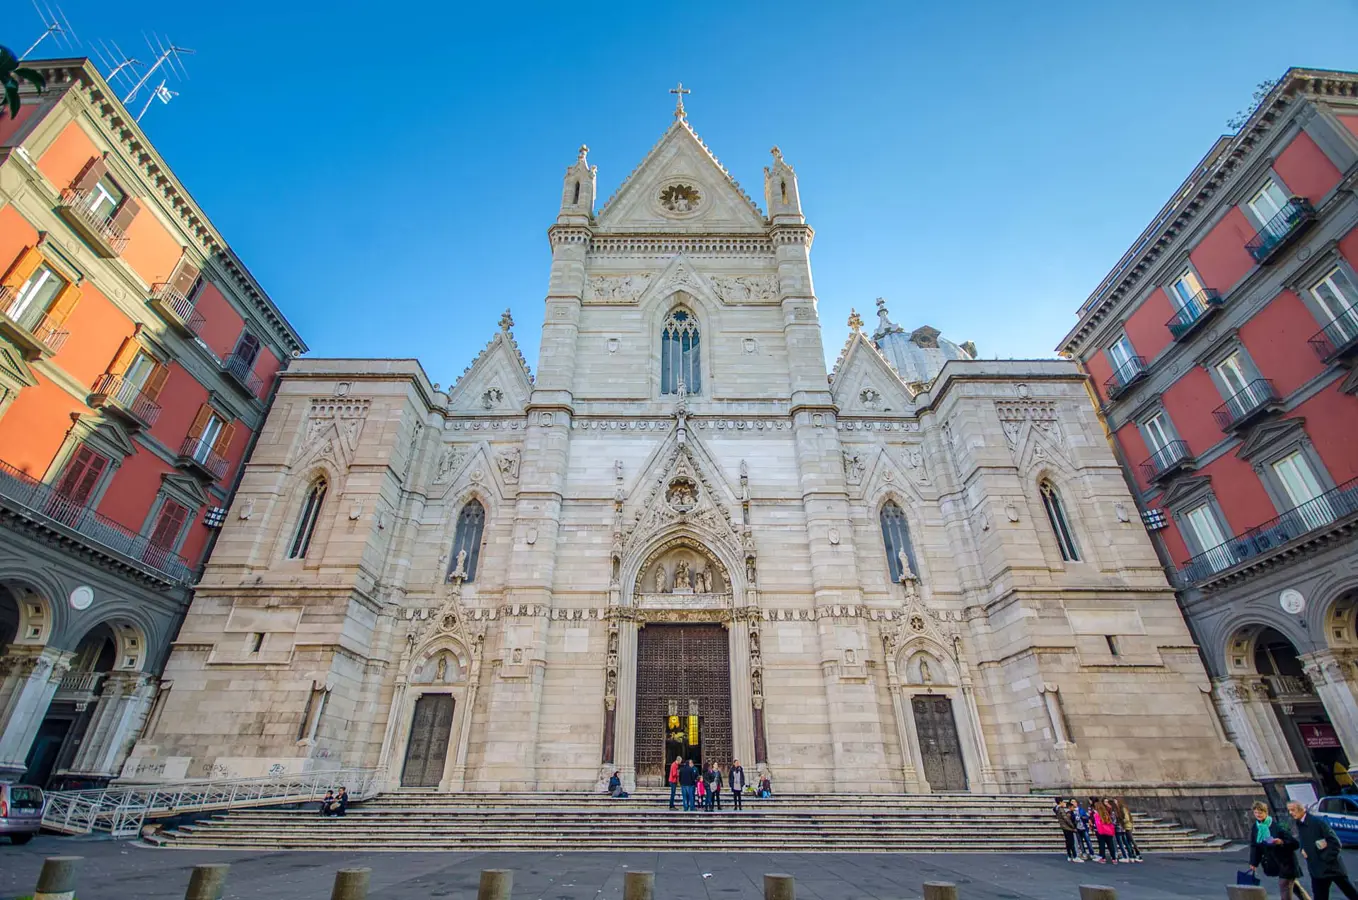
[156,791,1232,853]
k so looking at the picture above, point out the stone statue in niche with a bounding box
[897,549,916,583]
[843,452,865,486]
[512,648,523,664]
[436,655,448,682]
[496,448,521,483]
[449,550,468,581]
[667,479,697,511]
[674,560,692,591]
[653,566,668,594]
[608,631,618,655]
[752,669,763,697]
[694,569,710,593]
[920,659,933,684]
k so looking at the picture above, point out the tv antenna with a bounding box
[136,81,179,123]
[20,1,81,60]
[91,40,143,94]
[122,33,193,106]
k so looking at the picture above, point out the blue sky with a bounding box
[23,0,1358,385]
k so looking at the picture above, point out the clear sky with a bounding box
[22,0,1358,385]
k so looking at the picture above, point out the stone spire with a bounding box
[764,146,803,224]
[873,297,902,340]
[558,144,597,221]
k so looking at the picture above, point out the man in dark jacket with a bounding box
[678,758,698,811]
[729,759,746,811]
[1290,800,1358,899]
[1251,801,1305,897]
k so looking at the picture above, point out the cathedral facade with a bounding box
[131,109,1254,818]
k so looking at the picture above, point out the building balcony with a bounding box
[0,457,191,585]
[1166,289,1224,342]
[1177,475,1358,587]
[0,286,70,359]
[53,671,107,705]
[56,189,130,257]
[1308,305,1358,364]
[176,436,228,481]
[222,352,263,397]
[1104,356,1147,401]
[89,374,162,428]
[1263,673,1317,703]
[1245,198,1316,265]
[1139,440,1194,484]
[1212,378,1279,432]
[149,283,205,337]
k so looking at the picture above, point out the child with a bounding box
[1073,800,1094,859]
[695,771,706,810]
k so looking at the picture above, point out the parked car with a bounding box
[0,783,44,845]
[1312,795,1358,848]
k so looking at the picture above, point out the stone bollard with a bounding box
[184,864,230,900]
[331,867,371,900]
[478,869,513,900]
[923,883,959,900]
[765,873,795,900]
[34,856,81,900]
[623,871,654,900]
[1079,887,1118,900]
[1226,887,1267,900]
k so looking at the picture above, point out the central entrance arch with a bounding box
[635,623,731,784]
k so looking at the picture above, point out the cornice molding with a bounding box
[587,234,774,257]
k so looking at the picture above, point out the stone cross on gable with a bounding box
[670,82,690,120]
[499,309,514,331]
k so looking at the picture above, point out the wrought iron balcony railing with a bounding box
[1166,289,1224,341]
[1139,440,1193,483]
[1104,356,1147,400]
[222,352,264,397]
[1178,475,1358,585]
[178,436,229,480]
[149,283,206,336]
[1245,198,1316,264]
[0,457,192,584]
[0,285,70,356]
[1212,378,1278,431]
[1308,304,1358,364]
[57,189,130,257]
[1263,673,1317,701]
[90,373,162,427]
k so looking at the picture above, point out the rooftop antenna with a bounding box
[91,39,142,93]
[122,33,193,106]
[20,1,81,60]
[136,80,179,123]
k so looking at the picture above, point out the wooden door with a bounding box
[401,694,455,788]
[912,695,968,792]
[635,624,731,785]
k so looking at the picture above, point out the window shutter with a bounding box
[107,335,141,375]
[186,404,214,440]
[72,156,109,192]
[2,247,44,290]
[110,197,141,232]
[149,501,189,549]
[143,361,170,400]
[212,421,237,456]
[56,446,109,505]
[169,256,200,296]
[38,283,82,330]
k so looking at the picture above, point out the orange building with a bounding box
[0,58,305,788]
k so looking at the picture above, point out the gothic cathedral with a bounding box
[132,105,1253,813]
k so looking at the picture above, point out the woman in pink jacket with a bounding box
[1092,798,1119,864]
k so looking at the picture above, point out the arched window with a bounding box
[288,477,327,559]
[880,501,919,583]
[449,499,486,582]
[660,308,701,395]
[1039,480,1080,562]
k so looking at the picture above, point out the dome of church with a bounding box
[870,297,976,388]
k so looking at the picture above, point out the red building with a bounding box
[0,58,305,787]
[1060,68,1358,807]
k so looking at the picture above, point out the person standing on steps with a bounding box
[729,759,746,811]
[708,762,722,811]
[679,758,698,812]
[1054,798,1081,862]
[1092,797,1118,864]
[1114,798,1142,863]
[1251,801,1310,899]
[668,756,681,810]
[695,765,707,810]
[1290,800,1358,900]
[1072,799,1094,859]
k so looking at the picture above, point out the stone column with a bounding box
[0,646,72,780]
[448,666,481,791]
[958,661,998,791]
[1213,676,1303,780]
[613,616,639,791]
[1302,651,1358,761]
[729,615,755,769]
[376,677,408,788]
[66,672,156,779]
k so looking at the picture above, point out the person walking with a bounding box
[1092,798,1118,864]
[729,759,746,811]
[1251,801,1310,899]
[679,758,698,812]
[668,756,681,810]
[708,762,723,811]
[1290,800,1358,899]
[1072,800,1094,859]
[1113,798,1143,862]
[1054,798,1081,862]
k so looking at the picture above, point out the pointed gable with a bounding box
[446,311,534,414]
[829,327,917,414]
[595,118,766,232]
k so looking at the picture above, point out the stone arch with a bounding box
[65,615,151,672]
[409,638,471,685]
[1220,620,1308,677]
[0,575,58,648]
[441,483,500,588]
[1032,469,1086,565]
[870,487,929,585]
[644,288,721,398]
[279,463,339,563]
[896,635,959,687]
[623,528,743,607]
[1316,581,1358,651]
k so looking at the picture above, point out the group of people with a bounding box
[317,786,349,817]
[1250,800,1358,900]
[1053,797,1142,863]
[665,757,770,811]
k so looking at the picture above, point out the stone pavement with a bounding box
[0,835,1341,900]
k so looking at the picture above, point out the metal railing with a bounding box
[42,767,384,837]
[1212,378,1277,430]
[1308,304,1358,362]
[1,285,70,353]
[0,457,192,584]
[1166,289,1223,340]
[1178,476,1358,584]
[57,671,108,695]
[150,283,206,334]
[1246,197,1316,263]
[1103,356,1147,399]
[1264,673,1316,700]
[179,436,228,479]
[91,373,162,426]
[223,352,264,396]
[58,188,130,255]
[1139,440,1192,482]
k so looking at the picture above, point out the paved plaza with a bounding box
[1,835,1338,900]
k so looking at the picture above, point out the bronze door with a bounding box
[912,695,968,792]
[401,693,455,788]
[635,624,731,785]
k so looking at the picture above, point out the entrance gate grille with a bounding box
[635,624,731,785]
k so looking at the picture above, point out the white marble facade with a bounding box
[133,110,1253,799]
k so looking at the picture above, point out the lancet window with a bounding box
[880,501,919,583]
[660,308,701,395]
[449,499,486,582]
